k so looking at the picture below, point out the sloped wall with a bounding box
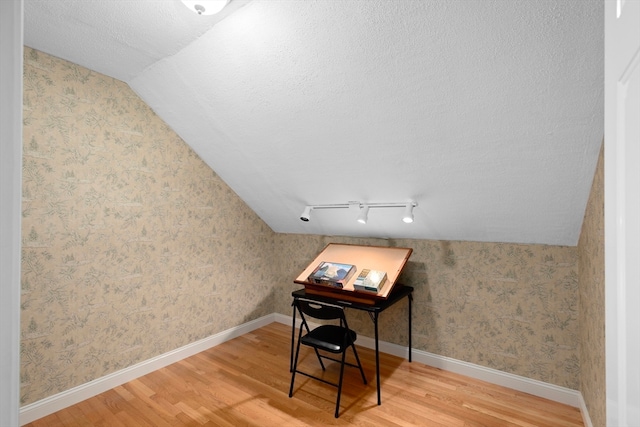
[20,47,277,405]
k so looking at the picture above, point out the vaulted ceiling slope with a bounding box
[24,0,603,246]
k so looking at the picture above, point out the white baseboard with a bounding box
[19,314,276,425]
[578,392,594,427]
[21,313,592,426]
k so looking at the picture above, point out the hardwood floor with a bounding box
[25,322,584,426]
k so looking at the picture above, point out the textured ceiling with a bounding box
[24,0,604,246]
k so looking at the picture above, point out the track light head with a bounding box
[300,206,312,222]
[402,203,414,223]
[356,205,369,224]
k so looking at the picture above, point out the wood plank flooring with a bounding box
[25,322,584,426]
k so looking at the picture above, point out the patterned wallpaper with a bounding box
[276,235,579,389]
[22,47,601,411]
[21,47,277,405]
[578,142,605,427]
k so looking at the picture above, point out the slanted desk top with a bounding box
[294,243,412,303]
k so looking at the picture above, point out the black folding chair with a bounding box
[289,298,367,418]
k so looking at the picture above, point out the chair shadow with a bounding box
[289,343,406,418]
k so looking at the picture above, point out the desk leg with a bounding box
[409,292,413,363]
[374,312,381,405]
[290,302,296,372]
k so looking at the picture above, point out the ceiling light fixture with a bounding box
[299,201,417,223]
[181,0,229,15]
[356,205,370,224]
[402,203,415,223]
[300,206,312,222]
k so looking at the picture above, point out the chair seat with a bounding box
[300,325,356,353]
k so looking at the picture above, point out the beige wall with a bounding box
[21,48,277,405]
[578,142,605,427]
[22,47,601,410]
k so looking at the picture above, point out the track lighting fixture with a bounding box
[299,201,417,224]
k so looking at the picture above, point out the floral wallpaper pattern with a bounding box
[22,47,601,413]
[578,142,605,427]
[21,47,277,405]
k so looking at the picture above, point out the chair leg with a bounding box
[289,332,304,397]
[351,343,367,384]
[313,348,326,370]
[334,350,347,418]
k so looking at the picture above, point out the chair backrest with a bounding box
[295,298,345,322]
